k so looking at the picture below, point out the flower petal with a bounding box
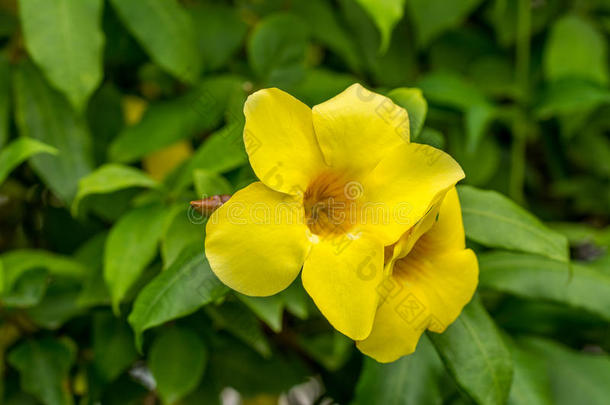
[312,83,410,176]
[243,88,327,195]
[361,143,465,245]
[301,233,384,340]
[205,182,311,296]
[357,249,478,363]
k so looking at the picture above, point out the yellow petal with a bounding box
[357,249,478,363]
[387,187,461,267]
[357,189,477,362]
[301,233,384,340]
[312,84,410,176]
[244,88,326,195]
[205,182,311,296]
[361,143,465,245]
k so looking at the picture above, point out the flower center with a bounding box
[303,171,359,237]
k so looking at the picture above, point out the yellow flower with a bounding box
[357,187,479,362]
[205,84,465,340]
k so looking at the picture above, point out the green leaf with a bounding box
[505,338,553,405]
[128,244,228,351]
[419,72,495,150]
[518,337,610,405]
[206,299,272,358]
[248,13,309,85]
[109,76,242,163]
[109,0,201,82]
[92,312,138,382]
[0,137,57,185]
[193,169,232,198]
[280,280,309,320]
[7,337,76,405]
[0,54,10,149]
[72,163,157,216]
[291,68,357,106]
[236,294,284,332]
[544,15,608,85]
[428,296,513,405]
[26,280,84,329]
[1,267,48,308]
[0,249,86,296]
[352,335,444,405]
[479,252,610,322]
[387,87,428,138]
[297,331,352,371]
[74,232,110,308]
[294,0,362,72]
[407,0,484,47]
[192,3,247,72]
[458,185,569,262]
[13,62,94,203]
[104,203,169,313]
[19,0,104,111]
[161,206,206,268]
[353,0,405,53]
[167,121,247,191]
[149,327,207,404]
[535,79,610,119]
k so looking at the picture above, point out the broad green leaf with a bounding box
[207,334,309,398]
[352,335,444,405]
[291,68,357,106]
[104,203,169,312]
[293,0,361,73]
[419,72,495,150]
[519,337,610,405]
[388,87,428,138]
[419,72,487,110]
[458,185,569,262]
[128,244,228,351]
[297,331,352,371]
[161,207,205,268]
[72,163,157,216]
[0,137,57,185]
[280,280,310,320]
[192,3,247,72]
[109,0,201,82]
[149,327,207,404]
[535,79,610,119]
[13,62,93,203]
[237,294,284,333]
[428,296,513,405]
[479,252,610,322]
[505,339,553,405]
[167,121,248,191]
[544,15,608,85]
[92,312,137,382]
[109,76,242,163]
[193,169,232,198]
[0,249,86,295]
[206,299,272,358]
[7,337,76,405]
[75,232,110,307]
[19,0,104,111]
[26,280,84,329]
[407,0,484,47]
[248,13,309,86]
[0,54,9,149]
[1,267,48,308]
[353,0,405,53]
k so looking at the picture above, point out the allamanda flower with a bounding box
[357,187,479,362]
[205,84,465,340]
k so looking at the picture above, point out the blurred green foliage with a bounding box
[0,0,609,404]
